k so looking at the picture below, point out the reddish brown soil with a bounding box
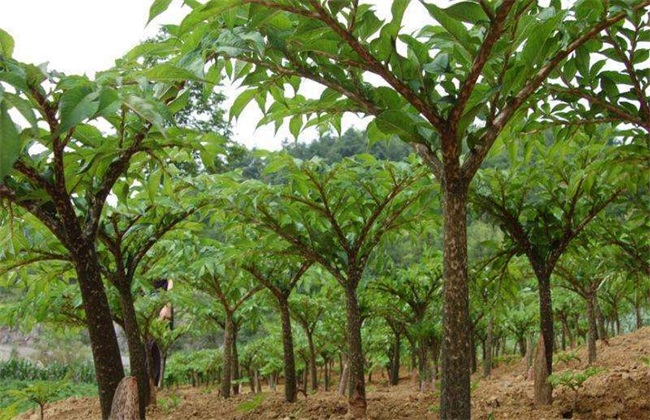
[17,327,650,419]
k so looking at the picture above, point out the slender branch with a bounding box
[462,2,650,180]
[449,0,516,131]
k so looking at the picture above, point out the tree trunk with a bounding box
[118,289,150,418]
[232,327,240,396]
[221,315,233,399]
[279,301,298,402]
[614,307,621,335]
[307,332,318,392]
[483,316,493,378]
[417,341,430,391]
[439,179,470,420]
[534,273,553,405]
[596,300,607,341]
[323,355,330,391]
[390,331,400,386]
[587,294,598,364]
[470,334,477,374]
[338,363,349,397]
[75,252,125,419]
[344,285,366,417]
[635,299,643,329]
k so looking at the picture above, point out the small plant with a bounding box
[7,378,69,420]
[158,391,181,414]
[554,351,581,366]
[639,356,650,367]
[236,393,266,412]
[548,367,603,410]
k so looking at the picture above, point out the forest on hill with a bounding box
[0,1,649,419]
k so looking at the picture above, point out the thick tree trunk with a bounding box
[587,294,598,364]
[307,332,318,392]
[439,179,470,420]
[390,331,400,386]
[75,252,125,419]
[344,285,366,417]
[118,288,150,418]
[534,274,554,405]
[221,315,233,399]
[483,316,493,378]
[279,301,298,402]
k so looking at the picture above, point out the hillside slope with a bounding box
[16,327,650,419]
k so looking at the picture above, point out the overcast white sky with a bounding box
[0,0,430,150]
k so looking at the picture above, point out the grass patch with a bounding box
[236,393,266,412]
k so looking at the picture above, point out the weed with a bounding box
[236,393,266,412]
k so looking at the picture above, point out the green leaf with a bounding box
[230,89,257,121]
[148,0,174,24]
[179,0,242,34]
[0,101,21,182]
[421,1,474,53]
[444,2,489,24]
[124,95,166,133]
[145,63,203,83]
[57,86,100,135]
[0,28,15,58]
[376,110,422,143]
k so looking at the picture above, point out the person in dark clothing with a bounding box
[147,279,174,387]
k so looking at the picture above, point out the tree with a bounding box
[240,241,313,402]
[155,1,650,416]
[556,242,610,364]
[186,242,262,399]
[96,171,201,416]
[471,125,636,402]
[219,154,432,415]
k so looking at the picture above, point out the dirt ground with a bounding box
[16,327,650,419]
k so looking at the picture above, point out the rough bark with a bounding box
[75,251,125,419]
[118,289,150,418]
[221,315,233,399]
[338,363,349,397]
[533,334,552,405]
[439,180,470,420]
[109,376,138,420]
[279,301,298,402]
[344,286,366,418]
[534,274,554,405]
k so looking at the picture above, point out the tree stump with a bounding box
[533,334,553,405]
[109,376,139,420]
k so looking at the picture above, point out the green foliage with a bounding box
[158,391,182,414]
[548,366,604,407]
[0,378,96,417]
[0,358,95,383]
[236,393,266,412]
[164,349,223,387]
[554,351,582,366]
